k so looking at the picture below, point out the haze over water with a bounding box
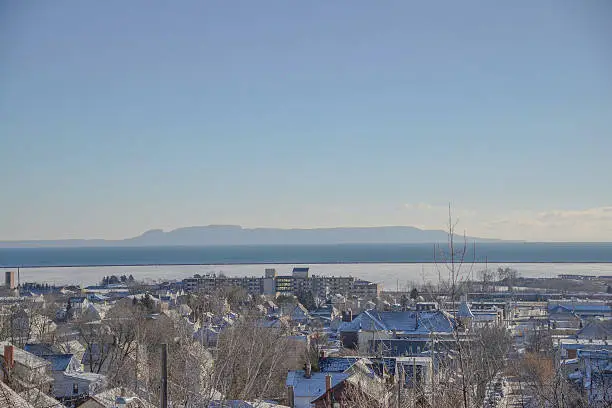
[9,263,612,290]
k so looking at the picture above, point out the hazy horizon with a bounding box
[2,1,611,242]
[1,223,611,244]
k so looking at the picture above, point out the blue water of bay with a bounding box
[1,243,611,288]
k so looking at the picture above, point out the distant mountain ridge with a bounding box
[0,225,507,248]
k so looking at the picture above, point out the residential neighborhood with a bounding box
[0,268,611,407]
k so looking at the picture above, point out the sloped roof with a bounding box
[549,305,575,314]
[0,381,35,408]
[320,356,399,376]
[573,304,612,313]
[64,371,106,382]
[577,318,612,339]
[18,389,63,408]
[0,342,49,369]
[319,357,360,372]
[24,343,55,356]
[548,302,612,314]
[342,310,454,334]
[87,387,154,408]
[293,303,309,314]
[457,301,475,319]
[286,371,349,400]
[88,293,109,302]
[417,310,455,333]
[41,354,74,372]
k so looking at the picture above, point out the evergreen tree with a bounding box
[141,293,154,310]
[410,288,419,300]
[297,290,316,310]
[400,294,409,310]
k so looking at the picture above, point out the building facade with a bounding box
[182,267,381,300]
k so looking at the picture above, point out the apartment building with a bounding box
[182,267,381,299]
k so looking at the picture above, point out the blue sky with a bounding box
[1,0,611,241]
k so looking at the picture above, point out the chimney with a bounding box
[4,345,14,369]
[304,361,312,378]
[342,310,353,322]
[287,385,295,408]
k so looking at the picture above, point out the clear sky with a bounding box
[1,1,611,242]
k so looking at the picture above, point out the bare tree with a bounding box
[478,268,495,293]
[28,298,57,342]
[430,205,477,408]
[509,352,587,408]
[420,205,519,408]
[211,312,298,401]
[78,320,112,374]
[433,204,476,307]
[3,303,38,347]
[497,267,520,291]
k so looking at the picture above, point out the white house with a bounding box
[286,370,349,408]
[55,371,106,401]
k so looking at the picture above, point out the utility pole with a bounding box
[396,367,401,408]
[413,358,417,408]
[430,333,435,408]
[134,323,139,394]
[160,343,168,408]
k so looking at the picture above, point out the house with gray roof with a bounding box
[0,342,53,393]
[286,370,349,408]
[289,303,311,324]
[548,301,612,319]
[22,346,106,401]
[577,318,612,340]
[338,310,455,353]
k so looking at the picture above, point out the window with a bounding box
[73,383,79,394]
